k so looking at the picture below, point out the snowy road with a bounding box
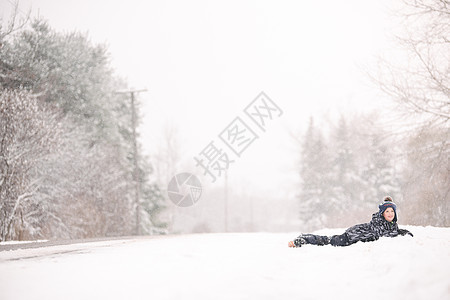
[0,227,449,300]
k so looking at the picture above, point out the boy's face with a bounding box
[383,207,395,222]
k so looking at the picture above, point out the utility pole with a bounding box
[224,170,228,232]
[116,88,147,235]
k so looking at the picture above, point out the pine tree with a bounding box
[325,116,366,226]
[364,132,401,201]
[298,118,333,230]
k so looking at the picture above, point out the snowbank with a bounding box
[0,240,48,245]
[0,226,448,300]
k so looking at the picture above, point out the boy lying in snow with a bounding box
[288,196,413,247]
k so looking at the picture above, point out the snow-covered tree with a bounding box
[327,116,364,224]
[0,16,166,239]
[298,118,334,230]
[356,114,402,215]
[0,90,59,241]
[297,114,403,229]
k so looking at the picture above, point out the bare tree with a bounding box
[376,0,449,127]
[373,0,449,225]
[0,1,30,43]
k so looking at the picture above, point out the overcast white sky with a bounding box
[1,0,402,198]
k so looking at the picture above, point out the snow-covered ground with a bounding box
[0,226,449,300]
[0,239,48,245]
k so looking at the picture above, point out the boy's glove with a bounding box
[398,229,413,237]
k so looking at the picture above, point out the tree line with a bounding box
[298,112,448,230]
[298,0,449,229]
[298,114,403,230]
[0,16,166,241]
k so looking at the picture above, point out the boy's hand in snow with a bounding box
[288,241,296,247]
[398,229,413,237]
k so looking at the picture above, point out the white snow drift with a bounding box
[0,226,449,300]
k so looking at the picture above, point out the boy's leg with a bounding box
[294,234,330,247]
[329,233,351,247]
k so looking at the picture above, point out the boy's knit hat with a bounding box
[379,196,397,222]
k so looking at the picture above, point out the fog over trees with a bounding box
[0,0,448,240]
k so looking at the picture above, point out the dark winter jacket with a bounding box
[293,212,413,247]
[345,212,400,245]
